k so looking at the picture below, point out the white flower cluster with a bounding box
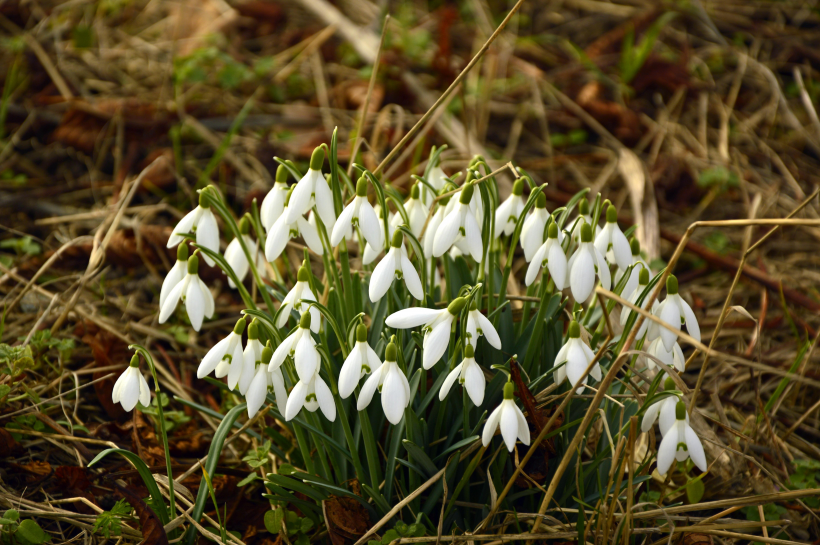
[111,144,706,471]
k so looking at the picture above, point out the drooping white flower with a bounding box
[269,312,319,381]
[112,355,152,412]
[648,275,701,351]
[553,321,602,394]
[198,318,246,380]
[265,188,324,261]
[363,205,394,265]
[158,253,215,331]
[432,182,483,261]
[278,265,321,332]
[237,320,264,394]
[421,187,453,257]
[439,343,485,406]
[466,301,501,349]
[520,193,553,262]
[495,179,526,236]
[615,238,650,299]
[160,244,190,311]
[330,177,382,249]
[260,165,291,231]
[247,342,288,418]
[285,368,336,422]
[656,401,707,475]
[641,376,688,435]
[224,216,267,289]
[167,191,220,267]
[567,223,611,302]
[402,183,429,238]
[594,204,631,270]
[338,324,382,399]
[357,340,410,425]
[369,230,424,302]
[386,297,468,369]
[284,147,336,230]
[525,222,567,288]
[619,267,657,340]
[482,382,530,452]
[646,337,686,373]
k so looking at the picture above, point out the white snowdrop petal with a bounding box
[432,211,461,257]
[423,211,443,256]
[672,343,686,372]
[159,262,186,311]
[684,425,707,472]
[261,185,286,231]
[525,244,547,286]
[294,334,319,380]
[359,202,383,249]
[285,381,308,420]
[482,406,502,447]
[656,425,680,475]
[330,203,356,246]
[246,368,269,418]
[198,336,231,378]
[593,224,611,259]
[270,368,288,416]
[269,335,295,370]
[198,278,215,318]
[570,248,595,302]
[286,175,314,223]
[423,321,451,369]
[168,209,198,248]
[315,376,336,421]
[679,297,701,343]
[593,246,611,290]
[464,211,483,261]
[197,210,220,266]
[500,404,519,451]
[641,402,661,433]
[265,216,290,261]
[357,370,382,411]
[611,227,632,270]
[400,254,424,301]
[658,399,679,436]
[159,280,185,324]
[314,175,336,230]
[338,349,363,399]
[138,373,151,407]
[185,280,206,331]
[381,369,406,425]
[547,242,568,291]
[120,372,140,412]
[566,343,590,391]
[386,308,441,329]
[514,404,530,445]
[659,299,681,351]
[369,251,396,303]
[439,364,462,401]
[111,370,127,403]
[463,361,485,406]
[475,312,501,349]
[296,217,324,254]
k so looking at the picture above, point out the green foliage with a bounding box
[174,46,253,90]
[703,231,730,255]
[0,511,51,545]
[0,169,26,185]
[5,414,46,441]
[697,166,739,190]
[0,236,41,256]
[139,392,191,432]
[368,520,426,545]
[619,12,677,84]
[92,499,132,539]
[25,330,75,362]
[787,458,820,508]
[0,344,34,376]
[264,508,314,545]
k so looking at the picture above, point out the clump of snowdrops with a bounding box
[112,135,708,535]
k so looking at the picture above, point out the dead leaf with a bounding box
[618,148,659,261]
[0,428,22,457]
[324,495,370,541]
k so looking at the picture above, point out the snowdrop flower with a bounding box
[553,321,602,393]
[525,223,567,288]
[357,340,410,425]
[197,318,246,380]
[167,190,220,266]
[439,343,484,406]
[422,184,455,257]
[466,301,501,349]
[615,238,650,299]
[330,177,382,249]
[567,223,611,302]
[363,204,394,265]
[402,183,429,238]
[277,265,320,332]
[237,320,264,394]
[261,165,291,231]
[269,312,319,381]
[495,179,525,236]
[338,324,382,399]
[284,147,336,230]
[369,230,424,302]
[520,193,551,262]
[619,268,657,339]
[158,253,214,331]
[572,199,601,241]
[646,337,686,373]
[656,402,707,475]
[386,296,468,369]
[594,205,631,270]
[265,187,324,261]
[432,182,482,261]
[160,244,189,311]
[482,382,530,452]
[224,216,266,289]
[641,376,688,435]
[648,275,701,351]
[112,355,151,412]
[285,368,336,422]
[247,342,288,418]
[422,160,448,207]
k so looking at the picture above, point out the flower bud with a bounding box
[459,182,475,205]
[568,321,581,339]
[238,215,251,235]
[503,381,514,399]
[248,320,259,340]
[198,189,210,208]
[177,243,189,262]
[630,237,640,256]
[664,376,676,390]
[465,343,474,358]
[675,401,686,420]
[356,323,368,343]
[638,267,649,285]
[297,265,310,282]
[548,222,559,239]
[385,341,397,362]
[261,342,273,363]
[233,318,247,335]
[666,275,679,295]
[411,183,420,199]
[447,296,468,315]
[310,147,325,171]
[535,193,546,209]
[391,230,403,248]
[299,311,312,329]
[275,164,288,184]
[187,254,199,274]
[512,179,524,196]
[578,198,589,216]
[129,354,140,368]
[356,177,368,197]
[606,204,618,223]
[580,223,593,243]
